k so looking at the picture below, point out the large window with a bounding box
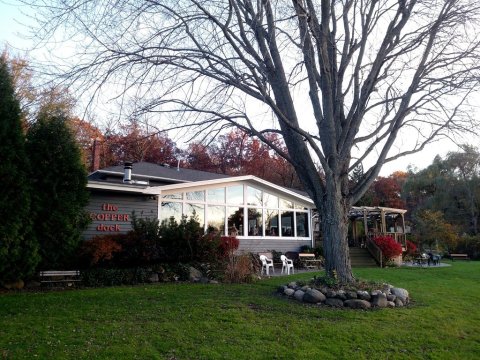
[207,188,225,203]
[207,205,225,233]
[296,212,309,237]
[247,208,262,236]
[160,185,311,239]
[227,185,244,205]
[265,209,279,236]
[161,202,182,223]
[186,203,204,226]
[281,210,294,237]
[227,206,244,236]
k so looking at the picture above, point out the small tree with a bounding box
[0,56,39,284]
[26,111,89,269]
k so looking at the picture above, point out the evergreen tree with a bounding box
[26,110,89,269]
[0,56,39,285]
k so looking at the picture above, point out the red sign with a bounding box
[90,203,130,232]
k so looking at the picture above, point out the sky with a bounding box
[0,1,474,176]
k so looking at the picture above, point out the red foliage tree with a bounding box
[373,236,403,262]
[373,176,406,209]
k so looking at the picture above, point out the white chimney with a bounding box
[123,161,133,183]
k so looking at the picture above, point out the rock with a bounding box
[372,293,388,308]
[294,290,305,302]
[336,290,347,300]
[284,288,295,296]
[394,298,404,307]
[148,273,159,283]
[344,299,371,310]
[188,266,203,282]
[357,290,371,301]
[325,298,344,308]
[278,285,287,293]
[301,286,310,292]
[371,290,382,296]
[382,284,393,293]
[391,288,409,304]
[288,282,297,289]
[346,291,358,299]
[200,277,209,284]
[387,294,396,302]
[326,289,337,298]
[209,280,219,284]
[319,286,329,295]
[387,301,396,308]
[303,289,326,303]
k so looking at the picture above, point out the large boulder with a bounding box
[391,288,409,304]
[357,290,371,301]
[346,291,358,300]
[344,299,372,310]
[372,293,388,308]
[188,267,203,282]
[284,288,295,296]
[303,289,326,303]
[336,290,347,300]
[294,290,305,302]
[325,298,344,308]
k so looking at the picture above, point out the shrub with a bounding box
[405,240,417,256]
[373,236,402,263]
[223,253,255,283]
[219,236,240,258]
[78,234,123,268]
[81,267,152,287]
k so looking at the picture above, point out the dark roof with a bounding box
[89,162,231,184]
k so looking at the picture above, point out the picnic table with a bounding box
[298,253,323,270]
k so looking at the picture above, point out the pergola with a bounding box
[349,206,407,249]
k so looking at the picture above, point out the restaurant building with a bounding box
[85,162,315,253]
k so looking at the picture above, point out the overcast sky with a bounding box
[0,1,473,176]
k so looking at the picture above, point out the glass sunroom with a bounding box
[145,176,315,253]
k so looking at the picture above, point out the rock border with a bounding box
[278,281,410,309]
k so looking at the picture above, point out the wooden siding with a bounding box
[237,238,311,253]
[83,191,157,240]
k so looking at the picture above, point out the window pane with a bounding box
[162,193,183,200]
[186,190,205,201]
[247,186,262,206]
[247,208,262,236]
[264,193,278,208]
[227,185,244,205]
[280,198,294,209]
[161,202,182,223]
[186,203,204,227]
[207,205,225,234]
[296,212,309,237]
[265,209,279,236]
[281,211,294,237]
[227,206,244,236]
[207,188,225,203]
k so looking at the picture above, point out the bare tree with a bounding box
[27,0,480,283]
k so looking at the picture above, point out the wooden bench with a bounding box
[39,270,81,285]
[449,253,470,261]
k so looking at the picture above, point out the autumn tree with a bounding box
[30,0,480,283]
[102,123,179,167]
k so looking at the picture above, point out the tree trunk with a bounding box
[318,179,355,284]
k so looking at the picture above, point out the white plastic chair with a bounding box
[260,255,274,276]
[281,255,294,275]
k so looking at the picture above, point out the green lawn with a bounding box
[1,261,479,359]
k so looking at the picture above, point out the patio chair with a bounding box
[281,255,294,275]
[260,255,274,276]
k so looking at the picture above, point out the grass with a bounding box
[1,261,479,359]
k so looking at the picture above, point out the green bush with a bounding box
[81,267,153,287]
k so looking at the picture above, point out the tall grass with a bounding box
[1,261,479,359]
